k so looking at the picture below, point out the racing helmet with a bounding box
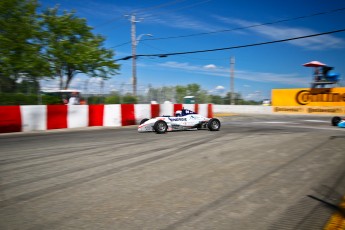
[175,110,182,117]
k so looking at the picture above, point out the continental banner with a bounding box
[272,87,345,115]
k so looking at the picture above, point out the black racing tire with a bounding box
[197,122,207,130]
[140,118,149,125]
[208,118,221,131]
[196,123,203,130]
[153,120,168,134]
[331,116,342,126]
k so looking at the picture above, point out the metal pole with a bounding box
[131,15,137,97]
[230,56,235,105]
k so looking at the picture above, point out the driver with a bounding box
[175,110,182,117]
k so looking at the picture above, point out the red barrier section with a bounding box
[208,104,213,118]
[0,106,22,133]
[194,104,199,114]
[47,105,68,130]
[121,104,135,126]
[151,104,160,118]
[88,105,104,126]
[173,104,183,114]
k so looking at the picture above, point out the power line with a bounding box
[112,41,131,48]
[94,16,125,28]
[115,28,345,61]
[133,0,188,14]
[109,1,214,48]
[111,6,345,46]
[140,41,223,61]
[142,7,345,41]
[94,0,188,28]
[144,0,213,16]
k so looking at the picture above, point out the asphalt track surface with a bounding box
[1,114,345,230]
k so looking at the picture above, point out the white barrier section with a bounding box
[160,103,174,116]
[198,104,209,117]
[134,104,151,124]
[103,104,121,126]
[213,105,272,114]
[68,105,88,128]
[20,105,47,132]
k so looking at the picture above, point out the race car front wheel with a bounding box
[153,120,168,134]
[331,116,342,126]
[208,118,221,131]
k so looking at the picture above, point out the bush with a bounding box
[122,94,137,104]
[0,93,140,105]
[104,94,120,104]
[0,93,64,105]
[41,95,63,105]
[87,96,105,104]
[0,93,37,105]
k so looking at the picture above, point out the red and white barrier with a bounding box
[103,104,121,127]
[0,106,22,133]
[0,104,213,133]
[21,105,47,131]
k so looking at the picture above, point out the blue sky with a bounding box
[39,0,345,100]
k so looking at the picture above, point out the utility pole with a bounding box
[128,15,152,97]
[230,56,235,105]
[130,14,139,97]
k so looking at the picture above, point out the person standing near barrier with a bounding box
[68,92,80,105]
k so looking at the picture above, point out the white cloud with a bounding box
[215,85,225,90]
[159,61,201,71]
[208,85,226,95]
[158,61,308,86]
[142,12,223,32]
[214,16,345,50]
[204,64,217,69]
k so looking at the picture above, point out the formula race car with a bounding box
[138,108,221,134]
[331,116,345,128]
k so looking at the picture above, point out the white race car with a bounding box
[138,108,221,134]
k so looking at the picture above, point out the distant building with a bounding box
[183,96,195,104]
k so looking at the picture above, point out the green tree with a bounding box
[147,86,160,103]
[105,92,120,104]
[186,83,201,96]
[223,92,242,104]
[0,0,49,93]
[209,95,223,104]
[175,85,187,103]
[122,93,137,104]
[197,89,209,103]
[40,7,120,90]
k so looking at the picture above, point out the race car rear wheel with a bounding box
[208,118,221,131]
[331,116,342,126]
[140,118,149,125]
[153,120,168,134]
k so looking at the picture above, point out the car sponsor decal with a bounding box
[168,117,187,121]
